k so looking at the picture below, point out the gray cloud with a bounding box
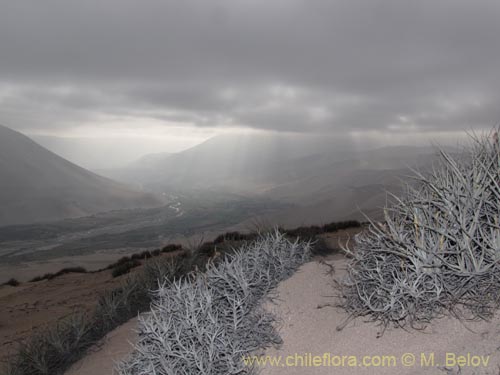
[1,0,500,137]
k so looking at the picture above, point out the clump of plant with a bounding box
[29,267,87,283]
[111,259,141,278]
[3,313,97,375]
[285,220,361,240]
[340,130,500,330]
[213,231,257,244]
[2,278,20,287]
[160,244,182,253]
[117,230,312,375]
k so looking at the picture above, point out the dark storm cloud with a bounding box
[1,0,500,134]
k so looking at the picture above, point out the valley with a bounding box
[0,127,449,283]
[0,191,289,273]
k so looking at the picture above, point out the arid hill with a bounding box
[0,125,161,226]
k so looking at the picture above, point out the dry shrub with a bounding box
[117,230,311,375]
[340,129,500,330]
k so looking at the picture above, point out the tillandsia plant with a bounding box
[339,128,500,331]
[116,230,311,375]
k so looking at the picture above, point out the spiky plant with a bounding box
[339,129,500,330]
[116,230,311,375]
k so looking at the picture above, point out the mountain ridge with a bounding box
[98,133,448,225]
[0,124,162,226]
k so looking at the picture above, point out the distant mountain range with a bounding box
[101,133,449,225]
[0,125,162,226]
[101,133,328,191]
[0,123,453,228]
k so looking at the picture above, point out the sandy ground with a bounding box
[260,254,500,375]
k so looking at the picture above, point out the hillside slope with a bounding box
[0,125,161,226]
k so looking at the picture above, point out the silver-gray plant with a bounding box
[117,230,311,375]
[340,130,500,329]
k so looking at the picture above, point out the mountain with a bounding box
[102,133,375,191]
[0,125,162,226]
[32,135,174,169]
[101,133,447,223]
[242,145,442,225]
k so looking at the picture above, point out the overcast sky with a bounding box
[1,0,499,166]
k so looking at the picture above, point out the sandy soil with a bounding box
[260,254,500,375]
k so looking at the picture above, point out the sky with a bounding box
[1,0,499,167]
